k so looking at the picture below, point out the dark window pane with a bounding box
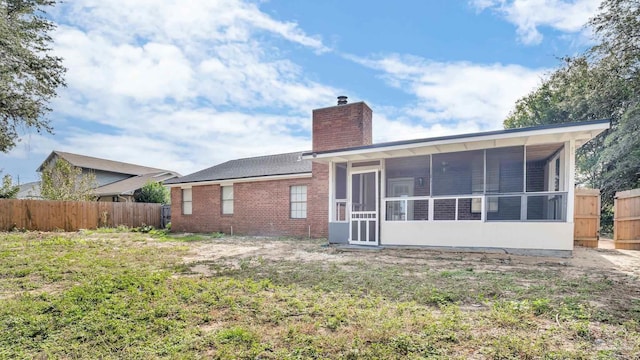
[335,163,347,199]
[486,196,522,221]
[409,200,429,221]
[386,156,430,196]
[527,194,565,221]
[368,221,376,242]
[486,146,524,194]
[525,143,563,192]
[457,198,481,220]
[432,150,483,196]
[386,200,406,221]
[434,198,456,220]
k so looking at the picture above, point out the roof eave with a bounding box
[302,120,610,162]
[164,172,313,188]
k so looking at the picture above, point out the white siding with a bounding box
[381,221,573,250]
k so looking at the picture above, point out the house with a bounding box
[36,151,180,202]
[165,97,609,256]
[16,181,42,199]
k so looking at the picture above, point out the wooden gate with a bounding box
[614,189,640,250]
[574,188,600,248]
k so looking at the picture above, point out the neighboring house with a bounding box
[36,151,180,202]
[16,181,42,199]
[165,98,609,256]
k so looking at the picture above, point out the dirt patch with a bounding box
[171,236,640,280]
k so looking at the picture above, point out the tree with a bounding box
[40,158,97,201]
[504,0,640,208]
[134,181,169,204]
[0,172,19,198]
[1,0,66,153]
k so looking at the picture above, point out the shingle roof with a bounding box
[165,151,312,185]
[38,151,175,176]
[95,172,179,196]
[17,181,41,199]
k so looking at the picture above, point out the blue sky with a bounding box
[1,0,602,182]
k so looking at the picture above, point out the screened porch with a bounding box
[381,143,567,223]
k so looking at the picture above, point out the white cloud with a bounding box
[350,54,547,130]
[372,113,483,144]
[54,0,329,53]
[3,0,564,183]
[12,0,340,178]
[470,0,600,44]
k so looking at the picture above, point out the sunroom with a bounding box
[304,119,609,255]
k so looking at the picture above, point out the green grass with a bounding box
[0,231,639,359]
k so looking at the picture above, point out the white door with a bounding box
[349,170,378,245]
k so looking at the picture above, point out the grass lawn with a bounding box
[0,230,639,359]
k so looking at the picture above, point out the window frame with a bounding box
[290,185,308,219]
[182,188,192,215]
[221,185,234,215]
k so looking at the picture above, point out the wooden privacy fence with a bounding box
[614,189,640,250]
[0,199,162,231]
[574,188,600,248]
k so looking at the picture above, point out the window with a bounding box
[432,150,483,196]
[290,185,307,219]
[182,188,192,215]
[525,143,564,192]
[221,186,233,215]
[486,146,524,194]
[385,156,430,196]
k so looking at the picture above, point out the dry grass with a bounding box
[1,230,639,359]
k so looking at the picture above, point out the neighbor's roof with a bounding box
[95,172,179,196]
[37,150,176,176]
[16,181,42,199]
[302,119,610,162]
[164,151,312,185]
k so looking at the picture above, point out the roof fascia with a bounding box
[302,121,609,161]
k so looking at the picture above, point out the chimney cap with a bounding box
[337,96,348,105]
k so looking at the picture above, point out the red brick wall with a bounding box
[170,176,328,237]
[312,101,372,152]
[309,163,329,237]
[171,100,373,238]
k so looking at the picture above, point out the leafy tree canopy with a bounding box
[134,181,169,204]
[0,0,66,153]
[0,172,19,198]
[40,158,96,201]
[504,0,640,206]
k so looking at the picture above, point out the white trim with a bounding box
[566,139,576,224]
[328,161,334,223]
[165,172,312,188]
[302,122,609,161]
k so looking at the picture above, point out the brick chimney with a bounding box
[312,96,373,152]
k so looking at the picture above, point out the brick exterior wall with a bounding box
[171,100,373,238]
[170,177,324,237]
